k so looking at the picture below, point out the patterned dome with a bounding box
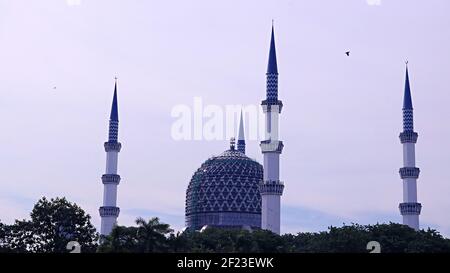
[185,146,263,230]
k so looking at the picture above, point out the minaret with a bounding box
[237,110,246,154]
[99,79,122,236]
[259,24,284,234]
[398,64,421,230]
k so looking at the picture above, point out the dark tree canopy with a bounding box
[98,217,173,253]
[98,221,450,253]
[0,197,98,253]
[0,221,6,252]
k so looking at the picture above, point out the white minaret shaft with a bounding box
[259,25,284,234]
[99,80,122,236]
[399,65,421,230]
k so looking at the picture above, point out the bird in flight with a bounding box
[345,51,350,56]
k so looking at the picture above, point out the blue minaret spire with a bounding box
[267,24,278,75]
[110,80,119,122]
[108,79,119,142]
[100,79,122,237]
[403,65,413,110]
[237,109,246,154]
[399,63,421,230]
[266,23,279,102]
[402,65,414,132]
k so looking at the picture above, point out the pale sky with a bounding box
[1,0,450,236]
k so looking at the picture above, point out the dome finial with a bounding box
[230,137,236,150]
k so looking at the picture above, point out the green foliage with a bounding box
[3,219,37,252]
[97,225,139,253]
[98,217,173,253]
[1,197,98,253]
[0,221,6,252]
[99,221,450,253]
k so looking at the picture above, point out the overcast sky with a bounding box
[0,0,449,236]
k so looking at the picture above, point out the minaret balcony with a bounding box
[99,206,120,217]
[399,131,418,143]
[399,202,422,215]
[260,140,284,153]
[261,100,283,113]
[399,167,420,179]
[102,174,121,184]
[104,141,122,152]
[259,180,284,195]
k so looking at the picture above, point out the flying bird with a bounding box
[345,51,350,56]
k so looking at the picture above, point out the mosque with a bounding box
[98,26,422,236]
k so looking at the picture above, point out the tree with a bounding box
[167,231,191,252]
[289,224,371,253]
[250,229,288,252]
[3,219,37,252]
[367,223,450,253]
[97,225,139,253]
[167,228,289,253]
[0,220,6,252]
[29,197,98,252]
[99,217,173,253]
[135,217,173,252]
[1,197,98,253]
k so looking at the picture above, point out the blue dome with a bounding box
[185,148,263,230]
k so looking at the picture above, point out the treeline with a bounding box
[1,197,450,253]
[99,220,450,253]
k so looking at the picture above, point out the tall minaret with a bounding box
[237,110,246,154]
[259,24,284,234]
[398,64,421,230]
[99,79,122,236]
